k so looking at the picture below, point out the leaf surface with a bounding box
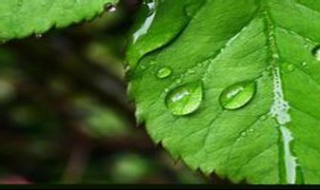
[0,0,118,41]
[127,0,320,184]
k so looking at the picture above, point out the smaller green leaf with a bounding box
[0,0,118,41]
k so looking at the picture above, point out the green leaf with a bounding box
[127,0,320,184]
[0,0,118,41]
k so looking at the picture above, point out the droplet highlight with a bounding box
[35,33,42,38]
[157,67,172,79]
[133,0,156,43]
[105,3,117,12]
[219,81,256,110]
[165,82,203,116]
[312,45,320,61]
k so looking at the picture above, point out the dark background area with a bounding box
[0,0,232,184]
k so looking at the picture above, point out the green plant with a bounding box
[1,0,320,184]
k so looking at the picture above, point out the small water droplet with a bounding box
[272,54,279,59]
[150,60,156,65]
[219,81,256,110]
[312,45,320,61]
[260,115,268,121]
[197,63,203,68]
[241,132,247,137]
[105,3,117,12]
[248,128,254,133]
[35,33,42,38]
[140,65,147,70]
[301,62,307,67]
[175,78,182,84]
[157,67,172,79]
[165,81,203,116]
[287,64,295,72]
[187,69,195,74]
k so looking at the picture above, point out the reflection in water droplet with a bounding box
[219,81,256,110]
[157,67,172,79]
[312,45,320,61]
[165,82,203,116]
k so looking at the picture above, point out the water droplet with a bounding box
[157,67,172,79]
[272,54,279,59]
[187,69,195,74]
[248,128,254,133]
[165,81,203,116]
[150,60,156,65]
[260,115,268,121]
[241,132,247,137]
[287,64,295,72]
[301,62,307,67]
[35,33,42,38]
[312,45,320,61]
[105,3,117,12]
[219,81,256,110]
[175,78,182,84]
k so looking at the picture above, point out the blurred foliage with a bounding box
[0,0,207,184]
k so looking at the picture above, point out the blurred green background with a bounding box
[0,0,210,184]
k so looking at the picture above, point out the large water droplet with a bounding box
[312,45,320,61]
[157,67,172,79]
[219,81,256,110]
[165,81,203,116]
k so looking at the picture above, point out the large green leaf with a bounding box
[0,0,118,41]
[127,0,320,184]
